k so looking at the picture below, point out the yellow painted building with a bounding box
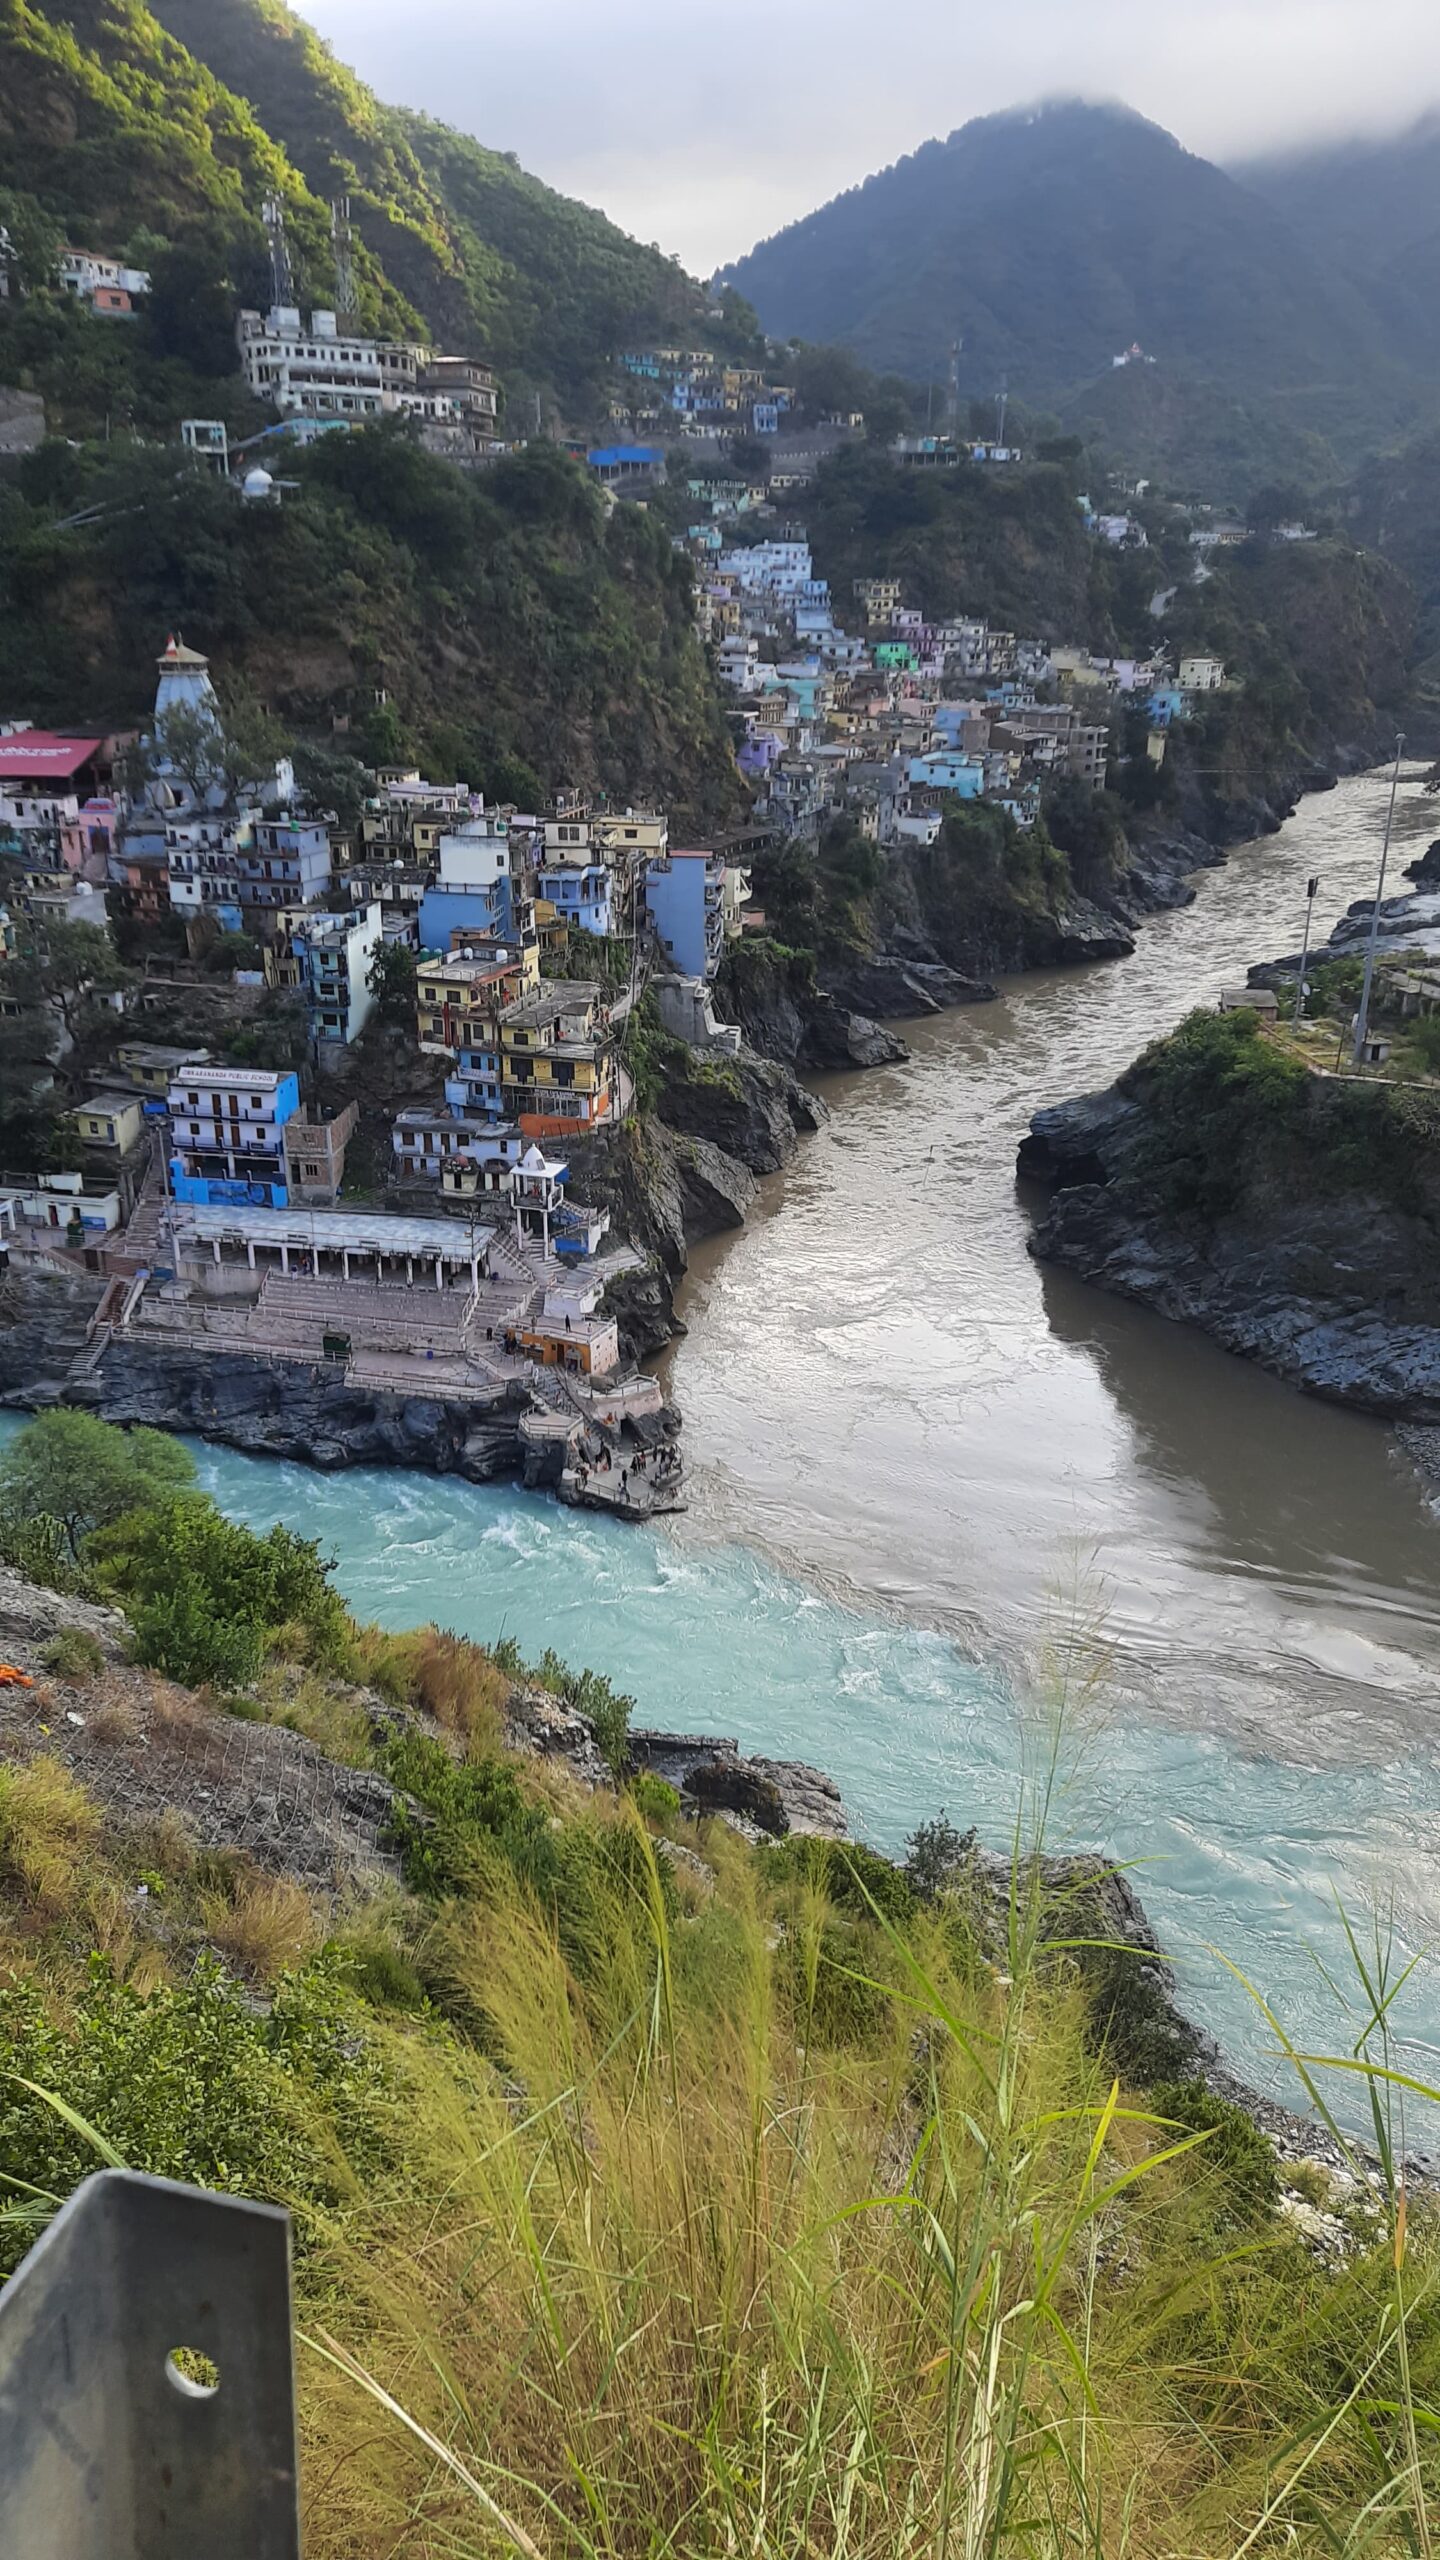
[70,1092,145,1154]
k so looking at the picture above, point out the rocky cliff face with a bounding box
[578,1046,828,1360]
[1020,1061,1440,1426]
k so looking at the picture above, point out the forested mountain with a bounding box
[0,0,741,408]
[721,101,1440,486]
[1235,113,1440,366]
[0,432,743,823]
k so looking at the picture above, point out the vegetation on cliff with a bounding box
[0,429,742,822]
[0,1414,1436,2552]
[1117,1007,1440,1227]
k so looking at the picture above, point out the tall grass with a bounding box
[3,1623,1438,2556]
[288,1757,1440,2559]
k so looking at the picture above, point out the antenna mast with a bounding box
[947,337,962,439]
[995,375,1009,445]
[262,195,294,312]
[331,195,359,321]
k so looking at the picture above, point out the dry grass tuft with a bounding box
[89,1699,139,1746]
[0,1754,102,1915]
[358,1625,509,1753]
[199,1861,319,1980]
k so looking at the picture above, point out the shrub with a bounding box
[629,1771,681,1824]
[535,1648,634,1777]
[91,1493,348,1682]
[905,1810,978,1900]
[0,1510,98,1599]
[0,1948,394,2270]
[127,1583,264,1691]
[1151,2077,1279,2225]
[39,1628,106,1684]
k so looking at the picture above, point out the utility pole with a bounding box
[995,376,1008,446]
[1350,733,1406,1068]
[1293,873,1320,1028]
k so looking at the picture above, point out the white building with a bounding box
[235,307,498,438]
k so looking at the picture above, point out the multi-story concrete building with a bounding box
[281,902,383,1048]
[167,1066,301,1207]
[415,952,528,1056]
[417,813,515,952]
[283,1104,358,1206]
[498,982,618,1138]
[645,849,726,980]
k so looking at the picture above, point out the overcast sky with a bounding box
[291,0,1435,274]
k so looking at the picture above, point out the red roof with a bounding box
[0,733,105,780]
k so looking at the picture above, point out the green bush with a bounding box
[629,1771,681,1824]
[1151,2077,1279,2225]
[0,1950,392,2271]
[127,1584,264,1691]
[0,1511,97,1600]
[38,1629,105,1683]
[90,1492,348,1682]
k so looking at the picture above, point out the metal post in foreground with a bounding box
[1351,734,1406,1066]
[1294,873,1320,1028]
[0,2169,300,2558]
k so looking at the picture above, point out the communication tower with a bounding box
[331,195,359,321]
[261,194,294,311]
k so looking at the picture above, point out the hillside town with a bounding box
[0,225,1256,1522]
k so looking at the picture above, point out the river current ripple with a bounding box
[14,770,1440,2119]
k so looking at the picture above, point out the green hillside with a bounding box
[0,429,743,825]
[141,0,737,404]
[722,101,1439,488]
[0,0,740,411]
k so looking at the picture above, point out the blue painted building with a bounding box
[586,444,666,484]
[907,751,984,799]
[645,849,725,980]
[537,860,612,938]
[166,1064,300,1208]
[417,814,514,951]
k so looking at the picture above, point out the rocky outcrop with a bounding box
[0,1264,105,1402]
[80,1336,531,1479]
[655,1047,825,1174]
[719,949,966,1069]
[628,1727,848,1838]
[0,1566,125,1661]
[575,1046,827,1360]
[1021,1073,1440,1426]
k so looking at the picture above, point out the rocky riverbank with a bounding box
[1019,1013,1440,1430]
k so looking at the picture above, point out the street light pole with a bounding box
[1293,873,1320,1029]
[1350,733,1406,1068]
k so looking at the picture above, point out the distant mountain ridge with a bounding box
[721,100,1440,479]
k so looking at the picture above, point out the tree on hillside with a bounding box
[366,939,417,1027]
[293,743,373,832]
[145,232,244,378]
[790,344,871,422]
[0,189,63,296]
[0,1412,196,1559]
[7,920,131,1039]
